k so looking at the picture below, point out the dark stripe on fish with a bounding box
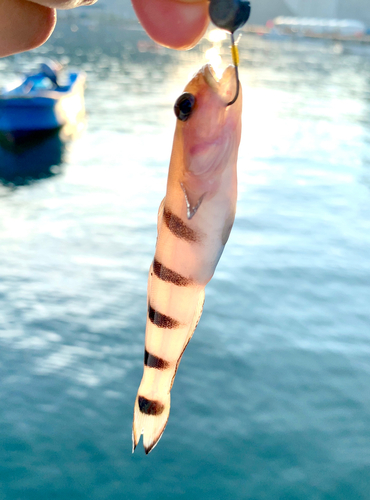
[138,395,165,416]
[163,207,198,243]
[153,258,193,287]
[144,349,170,370]
[148,303,180,329]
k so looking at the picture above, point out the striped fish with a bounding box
[132,64,242,454]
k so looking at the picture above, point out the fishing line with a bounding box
[208,0,251,106]
[227,32,240,106]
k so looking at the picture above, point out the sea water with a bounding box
[0,21,370,500]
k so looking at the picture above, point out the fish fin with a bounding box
[157,197,165,228]
[132,393,170,454]
[180,182,205,220]
[186,289,205,344]
[170,289,205,390]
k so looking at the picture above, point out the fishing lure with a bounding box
[132,0,250,454]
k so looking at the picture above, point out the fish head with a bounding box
[183,64,241,127]
[173,64,242,216]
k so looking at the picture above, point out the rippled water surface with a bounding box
[1,21,370,499]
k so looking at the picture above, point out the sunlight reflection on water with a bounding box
[1,21,370,500]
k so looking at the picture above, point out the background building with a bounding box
[67,0,370,28]
[250,0,370,26]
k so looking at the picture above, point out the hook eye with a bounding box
[174,93,196,121]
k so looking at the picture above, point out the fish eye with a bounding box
[174,93,196,122]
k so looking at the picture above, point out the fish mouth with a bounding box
[203,64,237,104]
[203,64,219,90]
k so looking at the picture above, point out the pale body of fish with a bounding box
[133,64,242,454]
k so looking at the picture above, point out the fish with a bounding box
[132,63,242,454]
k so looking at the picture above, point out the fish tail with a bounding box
[132,290,205,454]
[132,392,171,454]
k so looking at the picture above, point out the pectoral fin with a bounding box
[180,182,205,220]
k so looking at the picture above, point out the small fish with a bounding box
[132,64,242,454]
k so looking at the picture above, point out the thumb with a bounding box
[131,0,210,50]
[0,0,55,58]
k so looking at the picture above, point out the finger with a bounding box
[27,0,97,8]
[0,0,56,58]
[132,0,209,50]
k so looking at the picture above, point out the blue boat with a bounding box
[0,61,85,141]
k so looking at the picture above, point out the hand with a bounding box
[131,0,209,50]
[0,0,95,58]
[0,0,209,58]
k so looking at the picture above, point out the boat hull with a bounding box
[0,72,85,139]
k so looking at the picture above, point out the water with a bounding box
[1,22,370,499]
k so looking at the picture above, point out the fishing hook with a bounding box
[208,0,251,106]
[227,32,240,106]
